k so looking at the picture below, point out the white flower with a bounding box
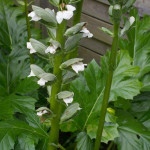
[71,62,87,73]
[37,110,48,117]
[80,27,93,38]
[56,5,76,24]
[37,78,48,86]
[45,45,58,54]
[43,110,48,114]
[129,16,135,25]
[28,11,41,21]
[28,70,36,77]
[37,111,43,117]
[63,96,73,106]
[27,42,36,54]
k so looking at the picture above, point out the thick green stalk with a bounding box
[24,0,34,64]
[94,22,120,150]
[73,0,84,25]
[47,20,67,150]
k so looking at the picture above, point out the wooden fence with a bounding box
[35,0,150,63]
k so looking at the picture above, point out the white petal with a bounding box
[88,33,93,38]
[45,46,56,54]
[66,5,76,12]
[27,42,32,49]
[28,70,36,77]
[37,111,43,116]
[81,28,93,38]
[82,33,88,38]
[80,27,89,34]
[37,78,48,86]
[43,110,48,114]
[30,48,36,54]
[63,11,73,20]
[28,11,41,21]
[28,11,36,18]
[71,62,86,73]
[63,96,73,106]
[27,42,36,54]
[56,11,64,24]
[129,16,135,25]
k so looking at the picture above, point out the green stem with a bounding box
[94,22,120,150]
[47,20,67,150]
[24,0,34,64]
[73,0,84,26]
[107,141,114,150]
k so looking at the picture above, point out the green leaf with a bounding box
[32,5,57,27]
[0,100,14,120]
[30,64,45,77]
[60,103,80,123]
[120,11,150,91]
[48,0,59,7]
[57,91,74,99]
[39,73,56,82]
[30,38,48,57]
[65,33,83,52]
[17,133,38,150]
[15,77,39,94]
[5,95,37,113]
[99,27,113,37]
[115,110,150,150]
[87,123,119,143]
[61,50,141,143]
[0,120,47,150]
[25,113,48,137]
[60,58,83,69]
[65,22,86,36]
[76,132,94,150]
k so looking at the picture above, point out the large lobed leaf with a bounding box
[115,110,150,150]
[61,50,142,145]
[0,120,48,150]
[120,9,150,91]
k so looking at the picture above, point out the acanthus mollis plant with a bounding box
[59,1,150,150]
[26,0,93,150]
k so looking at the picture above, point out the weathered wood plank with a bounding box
[80,13,113,45]
[96,0,150,16]
[80,38,110,55]
[82,0,110,23]
[79,46,101,63]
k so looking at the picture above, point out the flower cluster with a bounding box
[56,4,76,24]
